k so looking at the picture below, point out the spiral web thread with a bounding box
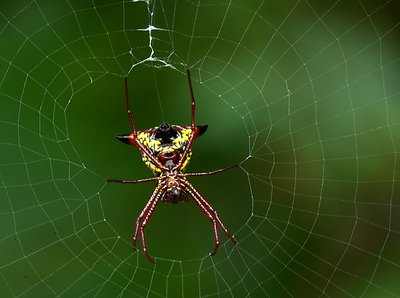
[0,0,399,297]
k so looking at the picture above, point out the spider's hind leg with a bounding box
[179,179,237,255]
[132,184,165,264]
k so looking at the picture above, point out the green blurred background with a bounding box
[1,0,399,297]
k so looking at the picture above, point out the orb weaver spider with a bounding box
[108,69,237,263]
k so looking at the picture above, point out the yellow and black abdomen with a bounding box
[137,125,193,174]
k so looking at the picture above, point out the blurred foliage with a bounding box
[0,0,399,297]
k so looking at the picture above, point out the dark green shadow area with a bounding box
[1,0,400,297]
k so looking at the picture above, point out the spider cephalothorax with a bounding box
[108,69,237,263]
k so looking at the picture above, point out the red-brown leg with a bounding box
[139,189,164,263]
[186,68,196,128]
[124,77,137,136]
[173,133,195,171]
[123,77,168,172]
[172,69,197,171]
[185,185,221,255]
[183,164,239,177]
[195,195,237,245]
[180,179,237,246]
[132,185,164,251]
[107,177,160,184]
[180,179,237,256]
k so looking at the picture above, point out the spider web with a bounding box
[1,0,400,296]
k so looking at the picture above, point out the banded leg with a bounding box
[184,182,220,255]
[123,77,168,172]
[186,68,196,128]
[193,191,237,245]
[139,190,163,263]
[124,77,136,136]
[107,177,160,184]
[183,164,239,177]
[173,68,197,171]
[132,185,165,252]
[181,179,237,254]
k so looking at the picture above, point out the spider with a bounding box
[108,69,237,263]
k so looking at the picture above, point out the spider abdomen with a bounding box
[159,175,190,203]
[161,188,189,203]
[136,125,193,173]
[117,124,207,175]
[162,181,189,203]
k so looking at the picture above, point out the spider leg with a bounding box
[186,68,196,127]
[180,179,237,255]
[184,182,220,255]
[107,177,160,184]
[123,77,168,172]
[183,164,239,177]
[172,68,197,171]
[124,77,137,136]
[139,193,161,264]
[173,133,195,171]
[197,201,220,256]
[132,184,165,262]
[197,195,237,245]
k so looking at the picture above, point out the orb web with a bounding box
[0,0,399,297]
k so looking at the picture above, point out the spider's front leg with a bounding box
[122,76,168,173]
